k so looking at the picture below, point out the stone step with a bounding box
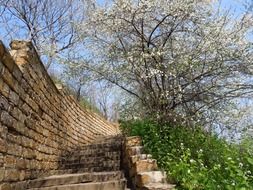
[134,159,158,173]
[45,166,121,176]
[79,143,122,151]
[130,154,153,164]
[135,171,167,187]
[27,171,125,188]
[93,135,123,143]
[126,146,144,157]
[61,138,123,157]
[78,149,121,155]
[61,162,121,170]
[61,154,121,165]
[60,160,119,167]
[76,140,122,149]
[28,179,127,190]
[125,136,142,147]
[61,160,120,169]
[62,151,121,161]
[139,182,176,190]
[57,165,121,173]
[129,159,158,178]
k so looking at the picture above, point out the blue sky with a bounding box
[220,0,244,10]
[219,0,245,16]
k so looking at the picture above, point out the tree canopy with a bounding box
[76,0,253,127]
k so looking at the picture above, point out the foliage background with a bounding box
[121,120,253,190]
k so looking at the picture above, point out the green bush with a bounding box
[121,120,253,190]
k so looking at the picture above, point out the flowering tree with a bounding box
[76,0,253,125]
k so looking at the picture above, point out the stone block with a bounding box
[125,136,142,147]
[4,155,16,168]
[10,107,22,122]
[0,125,8,139]
[0,60,3,75]
[0,183,11,190]
[10,40,32,51]
[130,154,153,164]
[0,169,4,182]
[19,170,26,181]
[2,68,14,89]
[134,159,158,173]
[0,111,14,128]
[16,159,26,170]
[135,171,167,187]
[10,50,30,66]
[4,169,20,182]
[9,90,19,106]
[11,181,28,190]
[7,143,22,157]
[12,65,22,82]
[1,53,15,72]
[0,41,5,59]
[0,154,3,167]
[0,95,10,111]
[12,122,25,135]
[0,79,10,98]
[126,146,143,157]
[129,159,158,178]
[141,182,176,190]
[0,138,7,153]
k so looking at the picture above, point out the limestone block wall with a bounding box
[0,40,119,188]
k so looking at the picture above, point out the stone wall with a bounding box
[0,40,119,189]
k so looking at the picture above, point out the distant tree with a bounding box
[63,60,121,120]
[76,0,253,126]
[63,61,93,102]
[0,0,83,69]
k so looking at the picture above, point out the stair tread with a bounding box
[27,171,125,188]
[143,182,175,190]
[28,179,127,190]
[33,171,124,180]
[51,166,121,173]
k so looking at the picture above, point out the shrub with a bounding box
[121,120,253,190]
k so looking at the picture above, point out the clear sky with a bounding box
[219,0,246,15]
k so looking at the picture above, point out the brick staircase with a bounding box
[14,135,175,190]
[23,135,128,190]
